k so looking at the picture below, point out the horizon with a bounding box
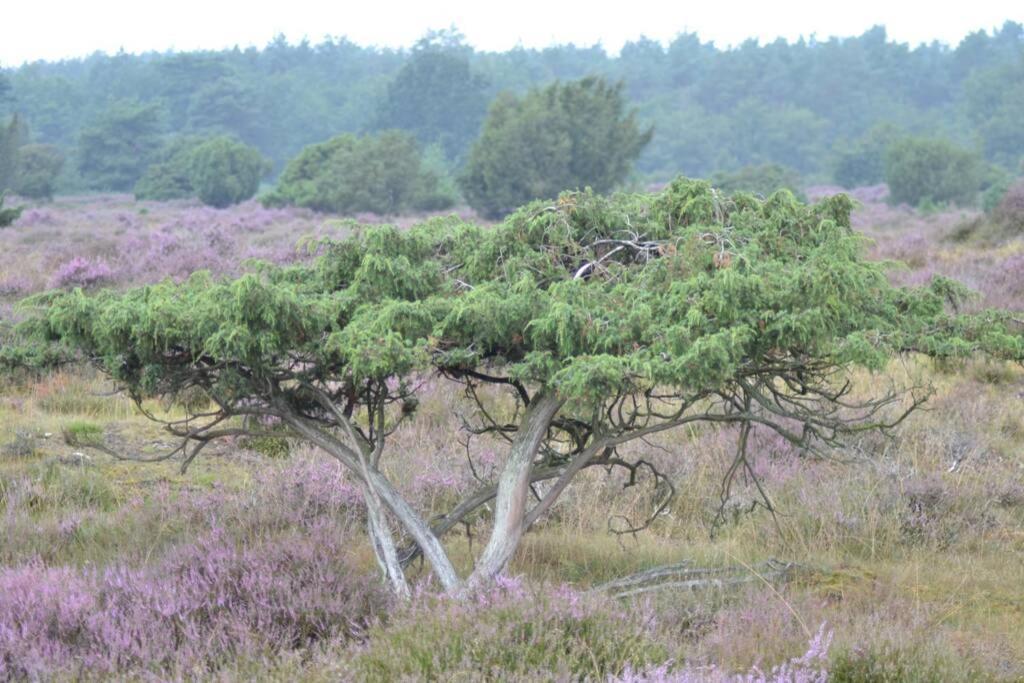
[2,1,1022,67]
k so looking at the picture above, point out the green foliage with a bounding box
[77,101,164,191]
[884,137,984,207]
[13,143,64,200]
[710,163,805,200]
[0,191,21,228]
[832,123,902,188]
[188,136,268,208]
[18,179,1022,423]
[0,115,29,192]
[264,130,453,215]
[133,136,207,201]
[375,32,490,161]
[460,76,652,219]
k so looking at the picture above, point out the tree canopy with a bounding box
[263,130,454,215]
[16,179,1023,595]
[460,76,652,218]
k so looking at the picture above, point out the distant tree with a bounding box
[375,32,489,161]
[265,130,454,214]
[831,124,902,188]
[0,115,29,192]
[77,101,164,191]
[460,76,652,218]
[0,191,20,227]
[134,136,208,201]
[711,163,805,200]
[188,136,268,208]
[13,143,64,200]
[884,137,983,207]
[186,76,266,145]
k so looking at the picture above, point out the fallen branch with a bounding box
[592,558,800,599]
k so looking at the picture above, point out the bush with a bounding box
[0,190,21,228]
[710,163,805,200]
[264,130,453,215]
[884,137,983,207]
[133,136,207,201]
[188,136,268,208]
[460,76,652,219]
[831,124,901,189]
[12,143,64,200]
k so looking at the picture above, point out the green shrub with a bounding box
[264,130,452,215]
[133,136,207,201]
[185,136,267,208]
[460,76,651,219]
[0,191,21,228]
[831,123,901,188]
[884,137,983,207]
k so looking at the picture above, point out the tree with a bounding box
[375,32,490,161]
[77,101,164,191]
[0,191,21,227]
[831,123,902,188]
[19,179,1022,597]
[13,143,64,200]
[188,136,268,208]
[884,137,983,207]
[0,115,29,192]
[134,136,207,201]
[460,76,652,219]
[264,130,454,215]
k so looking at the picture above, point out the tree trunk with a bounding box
[283,413,462,592]
[467,390,564,587]
[360,481,411,599]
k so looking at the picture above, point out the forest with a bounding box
[1,23,1023,195]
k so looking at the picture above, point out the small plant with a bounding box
[61,420,104,447]
[1,429,36,458]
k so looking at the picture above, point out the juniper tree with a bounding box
[19,179,1023,596]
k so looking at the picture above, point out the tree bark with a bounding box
[467,390,564,587]
[283,412,462,592]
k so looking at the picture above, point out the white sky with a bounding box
[2,0,1022,66]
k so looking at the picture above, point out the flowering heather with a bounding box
[49,256,116,289]
[0,524,387,679]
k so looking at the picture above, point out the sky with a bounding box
[2,0,1022,66]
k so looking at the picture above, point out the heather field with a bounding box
[1,188,1023,681]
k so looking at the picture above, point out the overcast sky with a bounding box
[2,0,1022,66]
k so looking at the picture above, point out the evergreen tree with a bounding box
[77,101,164,191]
[461,76,652,218]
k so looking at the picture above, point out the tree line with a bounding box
[0,24,1022,211]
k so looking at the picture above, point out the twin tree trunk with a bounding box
[284,390,565,596]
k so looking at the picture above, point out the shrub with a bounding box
[460,76,652,218]
[49,256,115,289]
[0,190,21,228]
[884,137,983,207]
[0,526,387,679]
[264,130,453,215]
[831,124,901,189]
[133,136,208,201]
[188,136,268,208]
[13,143,64,200]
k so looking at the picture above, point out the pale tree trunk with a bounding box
[360,481,410,599]
[283,412,462,592]
[467,391,564,587]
